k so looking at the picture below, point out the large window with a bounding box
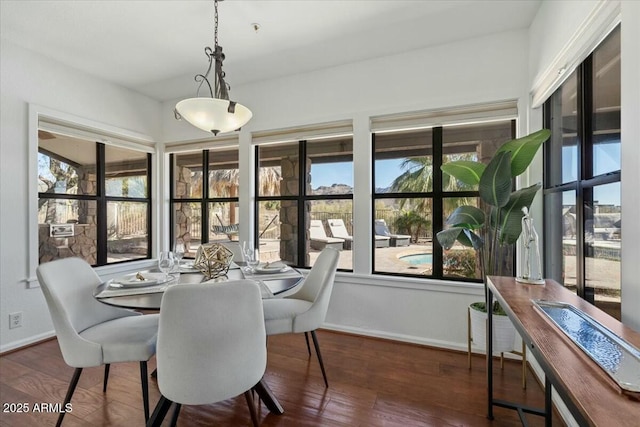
[256,137,353,268]
[170,148,239,258]
[38,131,151,265]
[373,120,515,279]
[544,26,621,319]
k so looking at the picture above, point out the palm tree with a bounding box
[208,166,282,229]
[209,168,239,225]
[258,166,281,196]
[391,154,477,217]
[390,157,433,213]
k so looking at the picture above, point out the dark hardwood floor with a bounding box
[1,330,563,426]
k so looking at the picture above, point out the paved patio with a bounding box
[259,239,434,275]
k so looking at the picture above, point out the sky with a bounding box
[311,159,403,190]
[311,144,621,207]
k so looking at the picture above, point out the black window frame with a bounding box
[372,121,516,281]
[254,139,354,270]
[543,25,621,304]
[38,141,153,266]
[169,149,240,256]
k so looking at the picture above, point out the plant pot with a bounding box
[469,302,516,354]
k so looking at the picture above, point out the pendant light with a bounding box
[175,0,252,135]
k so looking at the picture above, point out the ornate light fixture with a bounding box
[175,0,252,135]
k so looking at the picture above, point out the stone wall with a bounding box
[39,170,99,264]
[174,166,193,254]
[39,223,97,264]
[279,156,311,265]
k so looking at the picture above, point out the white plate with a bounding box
[254,265,290,274]
[179,262,200,273]
[114,273,172,287]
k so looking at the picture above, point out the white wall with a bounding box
[164,29,530,350]
[0,39,161,351]
[529,0,601,91]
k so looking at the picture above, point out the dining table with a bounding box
[93,261,304,419]
[93,261,303,310]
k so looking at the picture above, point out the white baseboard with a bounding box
[0,330,55,354]
[322,322,469,353]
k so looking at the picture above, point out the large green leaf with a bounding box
[479,151,512,208]
[462,229,484,250]
[494,183,541,244]
[445,205,485,229]
[436,227,482,249]
[441,161,485,186]
[436,227,464,250]
[496,129,550,177]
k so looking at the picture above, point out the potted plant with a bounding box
[436,129,551,354]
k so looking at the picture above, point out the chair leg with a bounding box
[103,364,110,392]
[169,403,181,427]
[310,330,328,387]
[140,361,150,421]
[304,332,311,356]
[56,368,82,427]
[146,395,173,427]
[244,390,260,427]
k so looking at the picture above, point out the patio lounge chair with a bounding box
[310,220,344,251]
[328,218,390,249]
[375,219,411,247]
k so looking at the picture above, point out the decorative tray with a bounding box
[532,300,640,392]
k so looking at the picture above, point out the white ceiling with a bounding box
[1,0,541,102]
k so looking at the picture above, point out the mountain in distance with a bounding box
[313,183,353,195]
[312,184,392,194]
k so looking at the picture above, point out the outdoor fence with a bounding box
[49,204,434,243]
[108,203,147,238]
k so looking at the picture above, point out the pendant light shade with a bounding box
[175,98,252,135]
[175,0,251,135]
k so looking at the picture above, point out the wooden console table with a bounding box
[487,276,640,426]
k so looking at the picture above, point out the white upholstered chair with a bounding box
[36,257,158,426]
[219,241,245,264]
[147,280,267,427]
[262,247,340,387]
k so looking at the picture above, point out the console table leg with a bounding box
[545,376,552,427]
[487,288,494,420]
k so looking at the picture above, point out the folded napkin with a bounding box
[242,264,302,281]
[95,281,171,298]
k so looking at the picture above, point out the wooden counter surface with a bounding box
[488,276,640,426]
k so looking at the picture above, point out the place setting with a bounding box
[95,251,179,298]
[239,242,298,279]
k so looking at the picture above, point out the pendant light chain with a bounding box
[214,0,219,50]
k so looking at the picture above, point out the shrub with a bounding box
[443,249,477,278]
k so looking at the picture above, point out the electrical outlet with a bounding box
[9,312,22,329]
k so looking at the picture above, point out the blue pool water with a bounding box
[399,253,433,265]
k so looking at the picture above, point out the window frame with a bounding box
[254,139,354,270]
[29,106,156,287]
[371,120,516,281]
[37,141,152,266]
[543,25,621,306]
[169,148,240,256]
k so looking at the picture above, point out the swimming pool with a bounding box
[399,253,433,265]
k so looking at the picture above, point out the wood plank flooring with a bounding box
[1,330,564,426]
